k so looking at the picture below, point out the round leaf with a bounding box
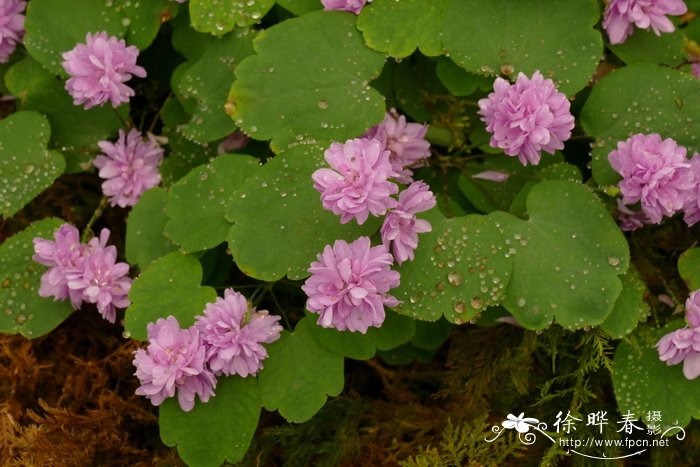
[165,154,260,253]
[160,376,261,467]
[226,145,381,281]
[357,0,445,58]
[276,0,322,15]
[488,180,629,330]
[125,188,177,268]
[442,0,602,94]
[229,11,386,152]
[600,264,650,339]
[125,252,217,340]
[580,64,700,186]
[258,317,345,423]
[679,248,700,291]
[610,29,686,67]
[0,218,73,338]
[0,112,65,218]
[189,0,275,35]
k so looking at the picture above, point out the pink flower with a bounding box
[312,138,398,224]
[603,0,687,45]
[478,71,574,166]
[616,199,652,231]
[686,290,700,328]
[682,154,700,226]
[608,133,694,224]
[62,32,147,109]
[67,245,131,323]
[657,326,700,379]
[0,0,25,63]
[217,131,250,154]
[381,181,436,264]
[692,62,700,79]
[321,0,368,14]
[472,170,510,183]
[195,289,282,377]
[94,129,163,208]
[364,109,431,183]
[133,316,216,412]
[302,237,400,333]
[33,224,109,309]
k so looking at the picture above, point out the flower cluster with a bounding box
[94,129,164,208]
[308,111,436,332]
[608,133,698,228]
[33,224,131,323]
[603,0,687,45]
[478,71,575,166]
[321,0,370,14]
[657,290,700,380]
[0,0,25,63]
[133,290,282,411]
[62,32,146,109]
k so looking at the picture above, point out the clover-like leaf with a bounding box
[5,56,123,172]
[160,376,260,467]
[393,209,513,324]
[0,112,65,218]
[174,31,255,144]
[226,144,381,281]
[276,0,322,15]
[613,322,700,428]
[488,180,629,330]
[610,29,686,67]
[436,57,492,97]
[580,64,700,186]
[442,0,602,95]
[357,0,445,58]
[258,317,344,423]
[125,188,177,268]
[600,264,649,339]
[679,248,700,291]
[160,130,217,186]
[125,252,217,340]
[165,154,259,253]
[189,0,275,35]
[230,10,386,151]
[0,218,73,338]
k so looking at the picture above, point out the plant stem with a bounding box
[82,197,109,242]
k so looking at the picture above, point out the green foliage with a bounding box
[442,0,603,94]
[357,0,445,58]
[276,0,322,15]
[489,180,629,330]
[435,57,492,97]
[679,248,700,291]
[600,264,650,338]
[610,29,686,66]
[258,317,345,423]
[0,112,65,218]
[0,218,73,338]
[613,322,700,428]
[125,188,177,268]
[165,154,259,253]
[125,252,217,340]
[160,130,218,185]
[580,64,700,186]
[226,145,380,281]
[229,10,386,151]
[160,376,261,466]
[189,0,275,35]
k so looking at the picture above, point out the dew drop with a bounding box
[447,271,462,286]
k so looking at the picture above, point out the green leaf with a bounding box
[442,0,603,94]
[165,154,259,253]
[374,310,416,351]
[0,218,73,338]
[393,209,513,324]
[160,130,217,186]
[125,188,177,268]
[230,11,386,152]
[189,0,275,35]
[580,64,700,186]
[678,248,700,291]
[170,9,218,60]
[0,112,65,218]
[174,32,255,144]
[357,0,445,58]
[508,162,583,217]
[125,252,217,340]
[258,317,344,422]
[410,318,454,350]
[24,0,165,75]
[5,56,123,172]
[226,145,381,281]
[488,180,629,330]
[613,322,700,428]
[600,264,650,339]
[436,57,493,97]
[160,376,260,467]
[610,29,686,67]
[276,0,322,15]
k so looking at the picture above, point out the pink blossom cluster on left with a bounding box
[305,110,436,334]
[132,289,282,411]
[657,290,700,380]
[0,0,25,63]
[32,224,132,323]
